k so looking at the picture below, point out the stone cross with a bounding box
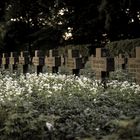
[90,48,114,80]
[66,49,83,75]
[9,52,18,72]
[115,54,127,70]
[136,47,140,84]
[128,47,140,83]
[19,51,29,65]
[66,49,83,69]
[2,53,9,70]
[32,50,44,74]
[32,50,44,66]
[19,51,30,74]
[45,50,61,73]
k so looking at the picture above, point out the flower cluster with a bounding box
[0,72,139,103]
[0,73,100,102]
[0,72,140,139]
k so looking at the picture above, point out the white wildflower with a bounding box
[46,122,54,131]
[95,128,99,131]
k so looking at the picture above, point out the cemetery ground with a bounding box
[0,71,140,140]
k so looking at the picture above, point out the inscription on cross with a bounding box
[2,53,9,70]
[45,50,61,67]
[9,52,18,65]
[128,47,140,83]
[32,50,44,74]
[136,47,140,84]
[66,49,83,69]
[45,50,62,73]
[19,51,30,74]
[90,48,114,80]
[66,49,83,75]
[2,53,9,65]
[9,52,18,72]
[19,51,29,65]
[136,47,140,83]
[32,50,44,66]
[115,54,127,70]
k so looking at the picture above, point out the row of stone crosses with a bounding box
[0,47,140,84]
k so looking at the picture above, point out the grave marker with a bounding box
[32,50,44,66]
[9,52,18,72]
[0,57,2,67]
[0,47,139,85]
[66,49,83,75]
[135,47,140,83]
[2,53,9,70]
[19,51,29,65]
[19,51,30,74]
[32,50,44,74]
[45,50,61,73]
[115,54,127,70]
[127,47,140,83]
[90,48,114,80]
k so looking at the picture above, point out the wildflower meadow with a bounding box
[0,72,140,140]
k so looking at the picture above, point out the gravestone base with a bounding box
[9,64,18,73]
[1,64,9,70]
[34,65,43,74]
[47,66,59,73]
[18,64,29,74]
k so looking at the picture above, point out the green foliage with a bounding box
[99,0,140,41]
[1,87,139,139]
[2,21,29,52]
[0,0,60,52]
[0,22,6,51]
[30,26,63,51]
[58,44,90,56]
[0,0,6,21]
[102,117,140,140]
[59,65,72,75]
[0,73,139,139]
[105,38,140,56]
[80,61,95,79]
[109,69,136,83]
[0,91,51,139]
[57,0,103,45]
[5,0,55,22]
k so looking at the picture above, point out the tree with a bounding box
[2,21,29,52]
[0,0,7,21]
[1,0,62,52]
[29,26,63,51]
[0,1,7,51]
[98,0,140,41]
[54,0,103,46]
[1,0,140,53]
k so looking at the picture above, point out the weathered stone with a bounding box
[67,49,80,58]
[32,50,44,66]
[45,57,61,67]
[9,52,18,65]
[127,47,140,83]
[115,54,127,69]
[66,58,83,69]
[90,48,114,80]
